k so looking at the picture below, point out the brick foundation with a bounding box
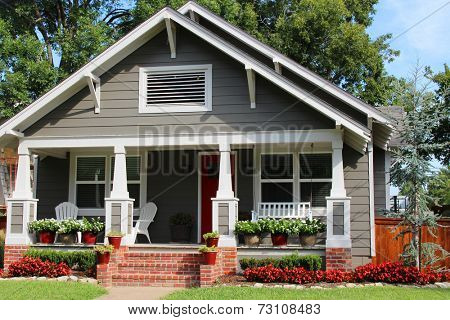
[326,247,352,271]
[2,245,29,271]
[96,246,238,288]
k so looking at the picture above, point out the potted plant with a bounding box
[58,218,82,244]
[298,218,326,246]
[198,245,218,265]
[169,213,193,242]
[80,217,104,245]
[234,220,261,246]
[94,245,114,265]
[28,219,60,244]
[106,231,124,249]
[203,231,219,247]
[266,219,292,246]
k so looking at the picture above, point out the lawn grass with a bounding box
[0,280,107,300]
[165,286,450,300]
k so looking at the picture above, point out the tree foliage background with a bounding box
[0,0,400,119]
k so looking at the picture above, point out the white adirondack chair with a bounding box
[55,202,80,243]
[55,202,79,220]
[132,202,157,244]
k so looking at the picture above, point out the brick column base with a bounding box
[3,245,29,271]
[326,247,352,272]
[199,247,237,287]
[96,247,127,287]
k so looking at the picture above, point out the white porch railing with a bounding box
[252,202,312,221]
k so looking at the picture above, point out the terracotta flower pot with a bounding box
[299,234,318,247]
[96,252,111,265]
[271,233,288,246]
[244,234,260,246]
[39,231,56,244]
[81,231,97,245]
[203,251,218,265]
[59,233,77,245]
[206,237,219,248]
[108,236,122,249]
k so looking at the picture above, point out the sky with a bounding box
[366,0,449,196]
[367,0,450,79]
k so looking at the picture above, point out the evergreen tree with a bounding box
[389,64,449,268]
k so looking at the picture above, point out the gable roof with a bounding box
[0,4,391,153]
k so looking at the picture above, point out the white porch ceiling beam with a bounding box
[165,17,177,58]
[245,66,256,109]
[19,129,344,150]
[84,72,101,114]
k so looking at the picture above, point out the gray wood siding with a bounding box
[374,147,387,211]
[343,145,371,261]
[36,156,69,220]
[25,27,334,137]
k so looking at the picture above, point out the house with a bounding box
[0,2,393,286]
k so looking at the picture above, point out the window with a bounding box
[139,65,212,113]
[74,155,142,209]
[260,154,293,202]
[75,157,106,208]
[111,156,141,208]
[299,154,332,207]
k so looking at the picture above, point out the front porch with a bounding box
[4,129,356,286]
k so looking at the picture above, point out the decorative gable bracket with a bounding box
[85,73,101,114]
[165,17,177,59]
[245,66,256,109]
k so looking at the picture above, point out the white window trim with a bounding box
[69,151,146,216]
[73,155,107,212]
[299,152,333,210]
[138,64,213,114]
[254,148,333,216]
[260,152,296,203]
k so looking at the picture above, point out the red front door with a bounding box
[200,154,235,238]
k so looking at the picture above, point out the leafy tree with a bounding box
[388,64,449,268]
[427,166,450,208]
[0,0,130,118]
[429,64,449,165]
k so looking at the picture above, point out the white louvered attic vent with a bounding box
[139,65,212,113]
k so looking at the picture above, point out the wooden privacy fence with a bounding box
[374,217,450,268]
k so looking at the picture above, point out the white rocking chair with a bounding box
[55,202,80,243]
[132,202,157,244]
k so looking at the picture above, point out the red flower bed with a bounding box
[0,269,3,278]
[243,265,352,284]
[243,262,448,285]
[353,262,448,285]
[8,257,71,278]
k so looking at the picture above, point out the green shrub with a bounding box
[24,248,96,272]
[169,213,194,226]
[239,253,322,271]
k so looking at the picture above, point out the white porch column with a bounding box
[105,145,134,245]
[6,146,38,245]
[212,142,239,247]
[326,137,352,249]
